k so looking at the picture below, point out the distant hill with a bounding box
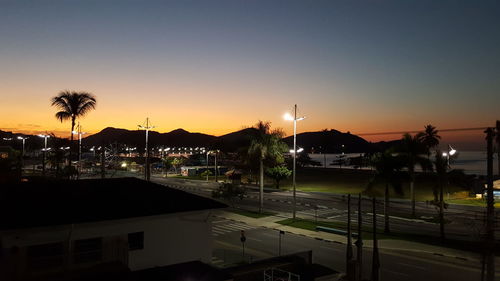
[83,127,218,148]
[283,129,379,153]
[1,127,399,153]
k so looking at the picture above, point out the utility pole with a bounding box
[346,194,353,275]
[206,151,209,181]
[484,127,495,281]
[100,145,105,179]
[139,118,155,181]
[496,120,500,176]
[292,104,297,219]
[355,194,363,281]
[371,197,380,281]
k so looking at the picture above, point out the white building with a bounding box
[0,177,226,280]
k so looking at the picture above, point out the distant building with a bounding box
[181,166,228,177]
[0,177,226,280]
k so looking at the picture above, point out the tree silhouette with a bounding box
[417,124,441,158]
[51,91,96,169]
[247,121,287,212]
[367,151,404,233]
[396,133,433,217]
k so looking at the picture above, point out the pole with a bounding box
[346,194,353,275]
[355,193,363,281]
[371,197,380,281]
[292,104,297,219]
[279,231,282,256]
[206,152,209,181]
[484,127,495,281]
[214,151,218,182]
[100,145,105,179]
[145,119,150,181]
[42,136,48,176]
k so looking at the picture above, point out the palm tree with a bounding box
[496,120,500,176]
[51,91,96,168]
[417,124,441,158]
[367,151,404,233]
[434,150,448,241]
[247,121,287,213]
[397,133,433,217]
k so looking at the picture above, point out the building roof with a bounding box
[0,177,226,231]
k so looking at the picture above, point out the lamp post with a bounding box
[38,134,50,176]
[206,151,210,181]
[72,123,86,177]
[441,145,457,167]
[17,136,28,170]
[17,136,28,157]
[442,145,457,200]
[138,118,155,181]
[284,104,306,219]
[207,150,220,182]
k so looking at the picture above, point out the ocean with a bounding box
[308,151,498,176]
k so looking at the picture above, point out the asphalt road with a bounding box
[150,175,500,242]
[211,217,497,281]
[114,173,500,280]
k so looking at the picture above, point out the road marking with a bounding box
[397,262,427,271]
[247,237,262,242]
[320,246,342,251]
[382,269,409,277]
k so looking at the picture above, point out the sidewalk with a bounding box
[213,209,483,262]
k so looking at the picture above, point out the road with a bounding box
[143,175,500,280]
[210,217,497,281]
[150,175,500,242]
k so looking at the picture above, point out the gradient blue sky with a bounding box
[0,0,499,148]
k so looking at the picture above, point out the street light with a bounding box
[207,150,220,182]
[72,123,86,177]
[38,134,50,176]
[442,145,457,167]
[138,118,155,181]
[17,136,28,157]
[284,104,306,219]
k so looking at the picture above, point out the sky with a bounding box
[0,0,499,149]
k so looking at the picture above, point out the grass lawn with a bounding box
[274,168,470,201]
[229,209,276,218]
[170,175,227,181]
[448,198,500,208]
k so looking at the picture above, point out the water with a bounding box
[308,151,498,175]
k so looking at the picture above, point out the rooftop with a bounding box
[0,177,226,231]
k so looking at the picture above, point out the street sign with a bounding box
[240,230,246,243]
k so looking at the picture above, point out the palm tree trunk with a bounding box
[259,158,264,213]
[497,151,500,177]
[439,179,445,241]
[410,172,415,217]
[384,183,390,233]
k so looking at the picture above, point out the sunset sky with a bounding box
[1,1,498,148]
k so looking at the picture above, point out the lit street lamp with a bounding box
[207,150,220,182]
[72,123,86,176]
[138,118,155,181]
[441,145,457,167]
[17,136,28,157]
[284,104,306,219]
[38,134,50,176]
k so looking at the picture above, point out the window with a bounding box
[27,242,64,270]
[74,237,102,264]
[128,232,144,251]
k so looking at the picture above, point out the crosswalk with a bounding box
[297,207,345,219]
[211,220,255,237]
[211,256,224,266]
